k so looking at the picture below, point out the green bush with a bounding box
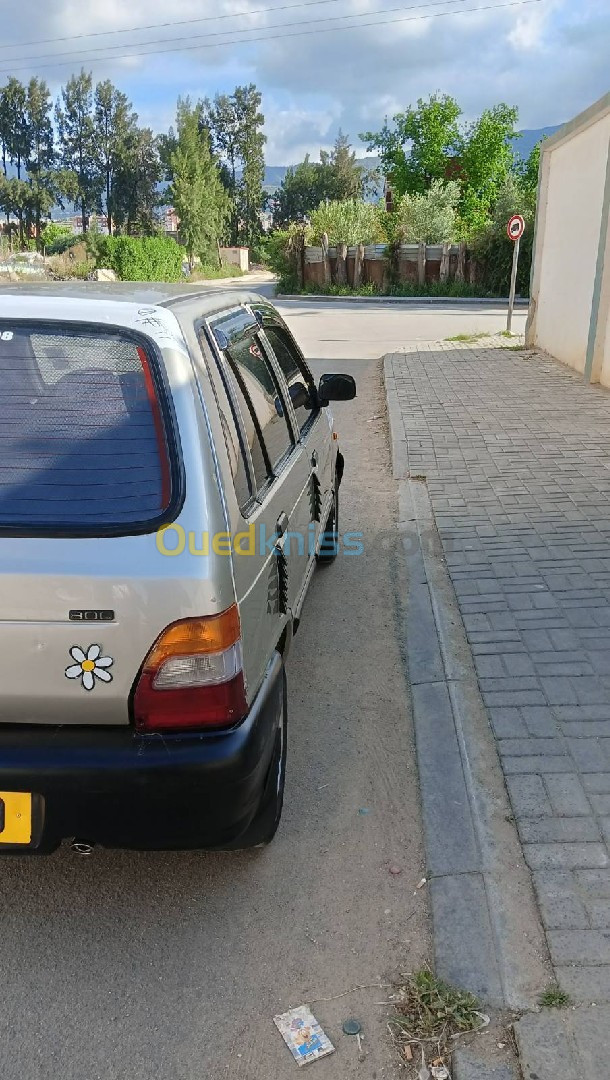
[301,281,380,297]
[263,225,311,292]
[41,222,76,254]
[471,177,535,296]
[393,180,461,243]
[309,199,384,245]
[91,235,183,282]
[387,279,490,298]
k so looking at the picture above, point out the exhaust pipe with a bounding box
[71,838,95,857]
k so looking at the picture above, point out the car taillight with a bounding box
[133,605,248,734]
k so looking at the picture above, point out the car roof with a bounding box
[0,283,275,332]
[0,281,269,312]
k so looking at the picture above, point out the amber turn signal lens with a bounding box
[142,605,241,673]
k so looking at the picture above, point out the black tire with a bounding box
[316,481,339,565]
[230,663,287,849]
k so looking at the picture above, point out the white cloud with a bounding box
[0,0,607,160]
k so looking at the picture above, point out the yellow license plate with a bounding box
[0,792,32,845]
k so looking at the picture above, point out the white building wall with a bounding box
[527,94,610,384]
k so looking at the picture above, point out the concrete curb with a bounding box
[384,350,552,1073]
[277,294,530,306]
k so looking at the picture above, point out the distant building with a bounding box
[163,207,179,233]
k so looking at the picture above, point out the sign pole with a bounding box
[507,234,521,334]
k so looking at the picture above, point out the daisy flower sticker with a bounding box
[65,645,114,691]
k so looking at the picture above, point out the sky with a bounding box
[0,0,608,163]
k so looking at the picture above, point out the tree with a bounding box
[394,179,461,243]
[272,156,331,227]
[204,84,266,247]
[309,198,383,245]
[169,99,229,269]
[0,176,31,245]
[113,127,162,235]
[362,94,523,238]
[237,85,266,249]
[472,175,536,295]
[0,78,31,243]
[1,77,29,180]
[94,80,137,234]
[272,133,368,227]
[518,140,543,198]
[25,78,55,244]
[56,70,100,233]
[324,130,365,200]
[458,104,519,230]
[362,93,462,196]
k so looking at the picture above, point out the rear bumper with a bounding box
[0,652,283,852]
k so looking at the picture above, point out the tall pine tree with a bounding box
[56,70,100,232]
[170,99,229,269]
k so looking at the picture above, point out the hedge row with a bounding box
[93,236,183,281]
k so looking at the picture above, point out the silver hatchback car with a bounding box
[0,286,355,853]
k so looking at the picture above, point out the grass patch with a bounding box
[187,264,245,281]
[499,343,527,351]
[283,280,497,299]
[388,279,491,299]
[538,986,571,1009]
[300,281,379,297]
[390,969,482,1046]
[445,332,490,343]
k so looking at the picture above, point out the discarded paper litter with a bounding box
[274,1005,335,1066]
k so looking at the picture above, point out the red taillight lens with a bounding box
[133,606,248,734]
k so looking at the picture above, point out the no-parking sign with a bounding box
[507,214,526,242]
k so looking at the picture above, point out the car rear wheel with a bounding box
[316,481,339,565]
[229,662,287,849]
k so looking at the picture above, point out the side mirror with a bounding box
[317,373,357,407]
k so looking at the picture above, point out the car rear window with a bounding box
[0,324,173,532]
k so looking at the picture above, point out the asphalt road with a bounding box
[0,339,430,1076]
[188,273,528,352]
[277,296,527,358]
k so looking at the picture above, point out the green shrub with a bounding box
[388,279,490,298]
[264,225,311,292]
[301,281,380,297]
[309,199,384,245]
[41,223,76,254]
[91,235,183,282]
[393,180,461,243]
[470,177,535,296]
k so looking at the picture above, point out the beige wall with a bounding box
[596,221,610,384]
[220,247,250,272]
[527,94,610,384]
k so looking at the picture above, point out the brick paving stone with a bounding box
[544,774,592,816]
[523,843,609,870]
[387,342,610,1001]
[506,774,552,817]
[532,870,590,929]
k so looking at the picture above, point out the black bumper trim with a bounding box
[0,652,284,852]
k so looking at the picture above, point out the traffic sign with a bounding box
[507,214,525,242]
[506,216,525,332]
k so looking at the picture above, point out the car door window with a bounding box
[225,333,294,489]
[195,326,254,514]
[263,325,318,435]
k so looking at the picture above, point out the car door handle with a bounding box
[276,512,289,538]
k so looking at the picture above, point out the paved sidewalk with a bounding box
[386,341,610,1005]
